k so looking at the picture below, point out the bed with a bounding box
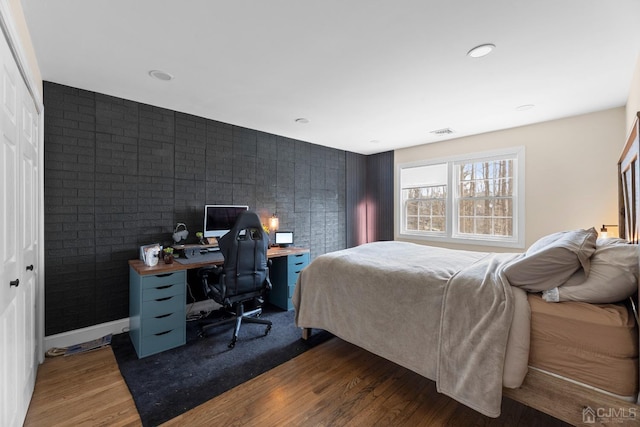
[293,113,640,423]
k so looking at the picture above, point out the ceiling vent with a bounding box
[430,128,454,135]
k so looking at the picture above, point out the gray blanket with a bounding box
[293,241,525,417]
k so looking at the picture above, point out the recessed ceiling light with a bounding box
[369,140,380,144]
[295,118,309,124]
[467,44,495,58]
[148,70,174,81]
[516,104,535,111]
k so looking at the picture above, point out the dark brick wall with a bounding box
[44,81,347,336]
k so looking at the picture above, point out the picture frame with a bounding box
[139,243,162,263]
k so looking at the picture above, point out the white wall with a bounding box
[395,107,626,252]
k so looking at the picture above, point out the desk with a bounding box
[128,247,309,358]
[128,246,308,275]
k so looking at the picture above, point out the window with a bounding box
[401,163,447,234]
[398,147,525,248]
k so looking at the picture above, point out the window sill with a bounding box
[398,231,525,250]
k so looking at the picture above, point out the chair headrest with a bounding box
[218,211,267,252]
[230,211,262,232]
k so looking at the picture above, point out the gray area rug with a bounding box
[111,305,331,427]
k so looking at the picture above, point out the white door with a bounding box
[17,76,39,424]
[0,26,39,427]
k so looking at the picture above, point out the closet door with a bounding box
[17,81,39,424]
[0,27,39,427]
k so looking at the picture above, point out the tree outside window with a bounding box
[404,185,447,233]
[398,147,524,248]
[456,159,513,237]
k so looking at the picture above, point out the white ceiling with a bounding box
[20,0,640,155]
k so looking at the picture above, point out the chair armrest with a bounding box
[198,266,225,302]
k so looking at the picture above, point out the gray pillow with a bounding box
[543,238,638,303]
[503,228,598,292]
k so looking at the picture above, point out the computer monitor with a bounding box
[275,231,294,247]
[203,205,249,239]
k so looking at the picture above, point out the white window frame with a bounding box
[397,147,525,249]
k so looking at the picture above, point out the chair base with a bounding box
[199,303,272,348]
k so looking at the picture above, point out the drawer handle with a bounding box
[295,262,304,266]
[156,296,174,302]
[156,285,174,290]
[155,313,172,319]
[154,330,173,336]
[294,254,304,258]
[295,270,303,274]
[156,273,174,278]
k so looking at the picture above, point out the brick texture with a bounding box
[43,81,348,335]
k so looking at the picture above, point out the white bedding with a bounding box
[293,241,530,418]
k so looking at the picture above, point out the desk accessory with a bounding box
[140,243,161,267]
[162,247,174,264]
[182,246,205,259]
[172,223,189,243]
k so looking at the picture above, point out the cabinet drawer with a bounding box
[141,271,186,289]
[142,311,184,337]
[143,282,183,301]
[139,328,185,358]
[267,251,309,311]
[287,269,304,286]
[287,252,309,268]
[142,294,184,319]
[287,253,308,285]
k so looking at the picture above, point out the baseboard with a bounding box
[43,301,221,355]
[43,318,130,354]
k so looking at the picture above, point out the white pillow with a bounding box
[504,228,598,292]
[542,238,638,303]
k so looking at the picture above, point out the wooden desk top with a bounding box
[129,246,309,276]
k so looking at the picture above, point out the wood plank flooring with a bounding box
[163,337,571,427]
[24,347,140,426]
[25,337,587,426]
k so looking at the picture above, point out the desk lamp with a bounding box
[600,224,617,238]
[269,214,279,232]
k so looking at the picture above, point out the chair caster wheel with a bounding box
[265,325,272,336]
[228,338,237,349]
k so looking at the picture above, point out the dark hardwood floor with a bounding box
[163,337,572,426]
[26,336,601,426]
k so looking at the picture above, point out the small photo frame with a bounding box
[139,243,161,263]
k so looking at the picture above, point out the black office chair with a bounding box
[197,211,272,348]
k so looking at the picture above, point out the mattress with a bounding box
[528,293,638,397]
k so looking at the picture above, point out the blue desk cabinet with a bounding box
[269,251,310,310]
[129,268,186,358]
